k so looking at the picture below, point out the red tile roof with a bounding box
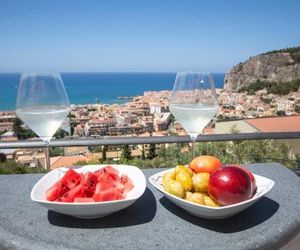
[246,115,300,132]
[50,155,87,170]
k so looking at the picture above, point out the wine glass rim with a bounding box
[20,72,62,78]
[176,72,213,75]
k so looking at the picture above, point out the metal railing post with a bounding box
[45,147,51,171]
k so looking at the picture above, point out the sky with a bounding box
[0,0,299,73]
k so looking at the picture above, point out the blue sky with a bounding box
[0,0,299,73]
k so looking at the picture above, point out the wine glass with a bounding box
[16,72,70,145]
[169,72,218,159]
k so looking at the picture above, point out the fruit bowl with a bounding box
[149,169,275,219]
[31,164,146,218]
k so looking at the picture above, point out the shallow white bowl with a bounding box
[31,164,146,219]
[149,169,275,219]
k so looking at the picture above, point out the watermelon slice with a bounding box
[61,169,82,189]
[45,166,134,203]
[93,188,124,202]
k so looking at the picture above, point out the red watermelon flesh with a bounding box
[45,166,134,203]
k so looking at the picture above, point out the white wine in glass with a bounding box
[169,72,218,159]
[16,72,70,145]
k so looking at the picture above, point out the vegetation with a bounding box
[50,147,64,157]
[53,129,69,139]
[120,145,132,163]
[263,46,300,63]
[13,118,36,140]
[295,105,300,113]
[238,79,300,95]
[127,140,297,169]
[101,145,107,162]
[1,137,299,174]
[67,113,76,119]
[0,153,6,163]
[276,110,286,116]
[89,146,102,153]
[0,160,46,175]
[147,144,157,159]
[260,96,272,104]
[0,130,7,136]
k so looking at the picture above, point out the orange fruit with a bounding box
[189,155,222,174]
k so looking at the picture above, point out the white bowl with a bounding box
[149,169,275,219]
[31,164,146,219]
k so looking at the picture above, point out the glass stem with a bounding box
[44,140,51,171]
[190,135,197,160]
[45,147,51,172]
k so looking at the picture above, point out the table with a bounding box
[0,163,300,250]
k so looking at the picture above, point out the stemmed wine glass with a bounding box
[16,72,70,145]
[169,72,218,159]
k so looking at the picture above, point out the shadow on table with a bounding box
[160,196,279,233]
[48,188,156,229]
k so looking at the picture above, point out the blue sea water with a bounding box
[0,72,225,111]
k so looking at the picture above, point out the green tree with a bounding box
[70,126,75,136]
[50,147,64,157]
[13,118,36,140]
[295,153,300,167]
[141,145,146,160]
[0,130,7,136]
[102,145,108,162]
[295,105,300,113]
[276,110,286,116]
[0,153,6,163]
[67,113,76,119]
[13,117,22,136]
[69,121,79,136]
[147,143,157,160]
[53,129,69,139]
[120,145,132,163]
[89,146,102,153]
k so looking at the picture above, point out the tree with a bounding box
[102,145,107,162]
[70,121,79,136]
[276,110,286,116]
[70,126,75,136]
[50,147,64,157]
[295,153,300,167]
[67,113,76,119]
[13,118,36,140]
[13,118,24,139]
[295,105,300,113]
[53,129,69,139]
[147,143,157,160]
[121,145,132,163]
[141,144,146,160]
[0,153,6,163]
[0,130,7,136]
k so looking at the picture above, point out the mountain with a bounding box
[224,47,300,91]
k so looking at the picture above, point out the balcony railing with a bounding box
[1,131,300,148]
[1,131,300,173]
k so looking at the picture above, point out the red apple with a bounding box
[232,164,257,196]
[208,166,252,205]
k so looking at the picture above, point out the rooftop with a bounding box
[246,115,300,132]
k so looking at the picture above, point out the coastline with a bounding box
[0,72,226,111]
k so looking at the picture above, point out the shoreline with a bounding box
[0,88,226,112]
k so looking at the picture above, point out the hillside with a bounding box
[224,46,300,91]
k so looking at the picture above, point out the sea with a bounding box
[0,72,225,111]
